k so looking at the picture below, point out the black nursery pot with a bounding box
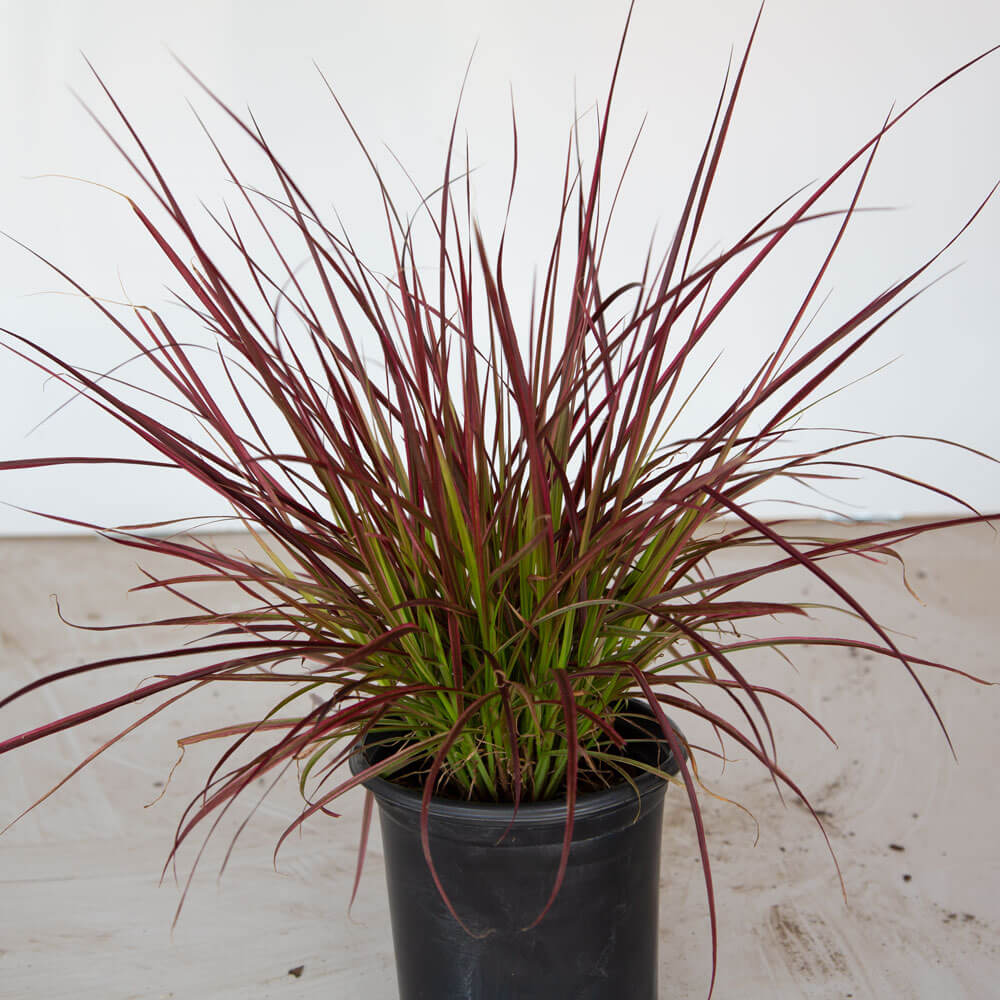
[350,701,683,1000]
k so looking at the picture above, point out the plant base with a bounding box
[352,705,682,1000]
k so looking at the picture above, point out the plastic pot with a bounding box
[350,701,683,1000]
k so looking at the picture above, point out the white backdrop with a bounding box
[1,0,999,535]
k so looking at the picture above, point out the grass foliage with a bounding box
[2,7,997,989]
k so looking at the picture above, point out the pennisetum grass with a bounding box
[1,7,997,992]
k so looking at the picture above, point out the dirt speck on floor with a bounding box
[768,905,850,981]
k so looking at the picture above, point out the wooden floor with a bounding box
[1,525,998,998]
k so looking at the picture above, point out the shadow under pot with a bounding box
[350,699,685,1000]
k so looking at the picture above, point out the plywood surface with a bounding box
[1,526,998,998]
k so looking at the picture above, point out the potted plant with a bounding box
[1,10,997,999]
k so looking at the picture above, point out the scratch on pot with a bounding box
[592,901,627,979]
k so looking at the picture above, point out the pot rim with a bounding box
[348,699,684,827]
